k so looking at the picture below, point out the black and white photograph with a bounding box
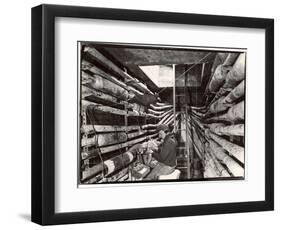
[79,42,246,184]
[29,3,274,225]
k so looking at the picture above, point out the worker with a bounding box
[145,124,178,180]
[127,140,158,163]
[141,139,159,165]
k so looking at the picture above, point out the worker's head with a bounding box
[157,124,169,140]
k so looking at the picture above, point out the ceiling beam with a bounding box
[104,48,215,66]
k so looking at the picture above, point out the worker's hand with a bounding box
[155,140,162,146]
[147,140,159,151]
[148,139,161,146]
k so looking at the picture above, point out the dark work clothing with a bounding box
[153,134,177,167]
[145,162,175,180]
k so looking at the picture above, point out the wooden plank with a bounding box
[104,48,213,66]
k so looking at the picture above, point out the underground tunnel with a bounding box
[79,42,246,184]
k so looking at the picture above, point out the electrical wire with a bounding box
[158,52,212,94]
[86,107,105,179]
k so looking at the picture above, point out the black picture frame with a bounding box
[31,4,274,225]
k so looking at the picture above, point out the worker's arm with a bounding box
[152,149,162,162]
[127,144,143,157]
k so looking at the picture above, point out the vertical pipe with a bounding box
[173,64,176,132]
[184,69,191,179]
[124,102,128,151]
[186,108,191,179]
[124,102,131,181]
[201,62,205,81]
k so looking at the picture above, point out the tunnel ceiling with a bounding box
[103,47,215,66]
[99,47,216,92]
